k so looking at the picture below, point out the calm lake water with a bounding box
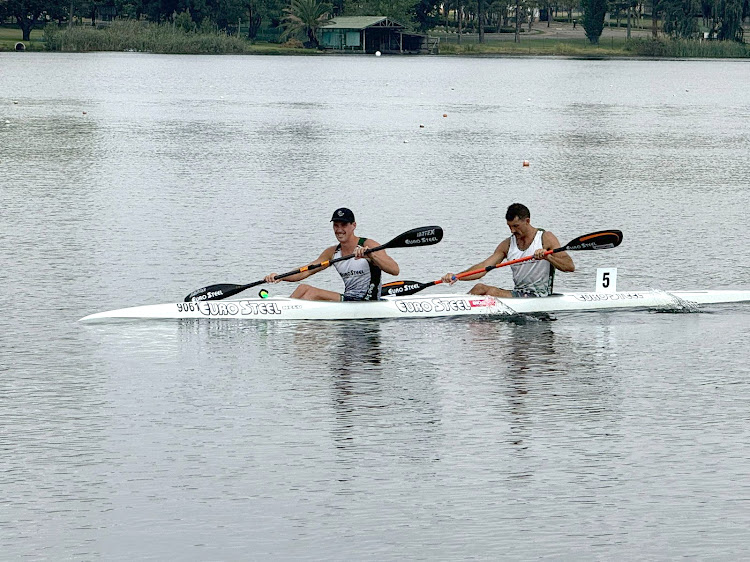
[2,52,750,560]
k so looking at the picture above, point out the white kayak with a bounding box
[79,290,750,321]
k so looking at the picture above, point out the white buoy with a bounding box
[375,51,381,57]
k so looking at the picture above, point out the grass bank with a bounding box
[439,38,631,57]
[5,20,749,58]
[438,36,750,58]
[42,21,308,55]
[624,37,750,57]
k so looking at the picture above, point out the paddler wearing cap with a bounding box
[264,208,400,301]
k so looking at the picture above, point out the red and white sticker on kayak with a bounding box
[469,297,496,308]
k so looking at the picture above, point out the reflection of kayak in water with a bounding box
[79,290,750,321]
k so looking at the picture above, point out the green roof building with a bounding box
[318,16,438,54]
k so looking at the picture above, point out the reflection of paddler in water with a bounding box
[463,319,559,457]
[328,321,383,447]
[505,319,559,375]
[287,320,383,368]
[464,316,559,376]
[331,320,383,376]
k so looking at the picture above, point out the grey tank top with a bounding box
[507,229,554,296]
[332,237,383,301]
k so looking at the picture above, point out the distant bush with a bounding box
[174,10,197,33]
[624,37,750,57]
[438,43,480,54]
[43,20,278,54]
[438,43,458,53]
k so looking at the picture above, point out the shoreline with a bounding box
[2,21,748,59]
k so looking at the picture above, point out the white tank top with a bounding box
[333,238,382,300]
[507,229,554,296]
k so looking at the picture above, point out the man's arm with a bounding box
[360,239,399,276]
[265,246,337,283]
[538,231,575,272]
[442,239,510,283]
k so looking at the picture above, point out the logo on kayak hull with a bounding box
[395,297,496,313]
[176,300,284,316]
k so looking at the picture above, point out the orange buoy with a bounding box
[443,114,447,117]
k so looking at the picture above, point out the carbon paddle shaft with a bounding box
[381,230,623,297]
[185,226,444,302]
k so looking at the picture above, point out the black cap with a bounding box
[330,207,355,223]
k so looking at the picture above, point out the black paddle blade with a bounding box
[380,280,431,297]
[184,283,243,302]
[184,226,444,303]
[387,226,443,249]
[563,230,623,252]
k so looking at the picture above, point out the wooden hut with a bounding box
[318,16,438,54]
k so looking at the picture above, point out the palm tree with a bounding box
[281,0,331,48]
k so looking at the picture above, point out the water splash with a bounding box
[650,289,702,313]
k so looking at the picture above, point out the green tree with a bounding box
[559,0,578,22]
[212,0,245,30]
[525,0,537,30]
[477,0,484,41]
[455,0,464,43]
[412,0,441,30]
[625,0,638,39]
[699,0,714,26]
[114,0,140,19]
[661,0,699,37]
[651,0,661,37]
[581,0,606,42]
[540,0,554,26]
[281,0,331,46]
[174,8,197,31]
[4,0,68,40]
[140,0,178,22]
[242,0,284,39]
[716,0,743,40]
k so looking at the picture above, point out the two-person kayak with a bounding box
[79,289,750,321]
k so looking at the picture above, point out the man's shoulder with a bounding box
[492,237,511,257]
[539,230,561,248]
[497,236,511,248]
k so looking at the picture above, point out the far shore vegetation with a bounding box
[1,0,748,58]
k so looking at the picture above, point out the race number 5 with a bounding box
[596,268,617,294]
